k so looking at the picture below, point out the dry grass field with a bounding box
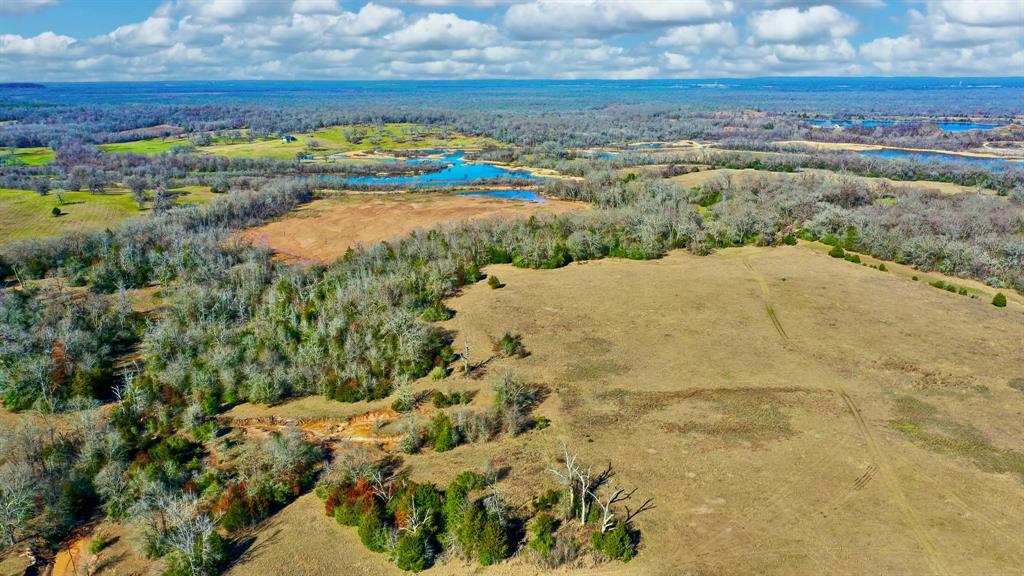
[660,167,1001,196]
[225,245,1024,576]
[241,193,585,263]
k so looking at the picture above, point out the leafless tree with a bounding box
[367,468,396,504]
[166,511,219,576]
[0,463,35,547]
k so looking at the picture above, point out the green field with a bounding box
[199,123,498,159]
[0,186,214,244]
[83,124,498,161]
[3,147,56,166]
[99,137,192,155]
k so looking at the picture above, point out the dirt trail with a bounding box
[743,256,788,341]
[229,407,411,449]
[744,253,952,576]
[51,536,87,576]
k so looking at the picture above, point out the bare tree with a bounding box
[0,463,35,547]
[166,511,219,576]
[461,339,472,374]
[547,441,581,521]
[588,485,655,534]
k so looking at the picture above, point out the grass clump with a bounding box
[88,532,112,554]
[433,389,468,408]
[494,330,527,358]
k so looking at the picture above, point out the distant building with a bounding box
[281,135,297,143]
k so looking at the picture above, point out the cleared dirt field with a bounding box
[228,245,1024,576]
[241,193,584,262]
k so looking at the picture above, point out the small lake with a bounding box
[346,152,543,186]
[858,149,1019,169]
[809,119,1000,132]
[456,190,547,203]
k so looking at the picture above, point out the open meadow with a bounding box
[0,186,214,244]
[221,245,1024,576]
[242,192,584,263]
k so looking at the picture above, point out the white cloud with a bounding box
[860,35,922,62]
[663,51,692,70]
[748,5,857,44]
[504,0,734,39]
[389,0,515,5]
[0,0,1019,81]
[773,38,855,62]
[385,13,497,48]
[292,0,341,14]
[908,6,1023,46]
[335,3,404,35]
[109,17,175,48]
[0,31,75,56]
[654,22,738,47]
[0,0,58,16]
[936,0,1022,27]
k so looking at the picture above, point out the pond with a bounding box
[455,190,547,203]
[858,149,1019,169]
[345,152,543,186]
[809,119,1000,132]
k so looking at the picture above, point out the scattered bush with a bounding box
[487,275,503,289]
[591,523,635,562]
[51,206,61,217]
[430,412,457,452]
[528,513,556,556]
[433,390,468,408]
[828,246,845,258]
[992,292,1007,307]
[430,366,447,380]
[878,263,887,272]
[357,504,389,553]
[393,532,430,571]
[495,331,527,358]
[88,532,111,554]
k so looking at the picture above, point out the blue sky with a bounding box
[1,1,1021,80]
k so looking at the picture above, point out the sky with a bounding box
[0,0,1022,81]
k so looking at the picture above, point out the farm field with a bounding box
[0,186,214,244]
[224,245,1024,576]
[241,192,584,262]
[198,123,498,159]
[98,137,191,155]
[6,147,55,166]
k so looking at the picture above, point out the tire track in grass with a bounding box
[744,253,952,576]
[744,256,788,340]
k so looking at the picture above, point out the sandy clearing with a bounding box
[241,193,585,263]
